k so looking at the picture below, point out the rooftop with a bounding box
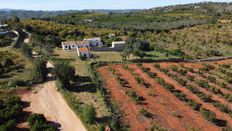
[62,41,76,46]
[78,47,89,52]
[112,41,126,44]
[84,37,101,41]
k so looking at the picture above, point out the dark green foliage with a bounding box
[139,108,151,118]
[187,100,201,111]
[53,61,75,88]
[0,96,23,131]
[1,58,14,67]
[206,50,223,56]
[32,58,47,83]
[27,114,56,131]
[198,93,212,102]
[7,80,26,87]
[126,90,141,103]
[173,91,187,101]
[170,65,178,72]
[187,75,195,81]
[197,80,210,88]
[213,102,230,114]
[137,41,153,51]
[81,105,96,124]
[135,76,146,86]
[177,69,187,76]
[200,108,216,122]
[200,64,215,72]
[21,44,32,58]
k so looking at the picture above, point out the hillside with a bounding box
[40,2,232,32]
[1,2,232,131]
[0,9,142,19]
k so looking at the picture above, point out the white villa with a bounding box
[76,40,90,48]
[62,37,103,50]
[77,47,91,58]
[0,24,9,35]
[84,37,103,47]
[112,41,126,48]
[61,41,77,50]
[109,33,116,38]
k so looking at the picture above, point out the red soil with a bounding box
[169,68,232,110]
[144,64,232,126]
[128,64,219,131]
[98,64,221,131]
[98,66,151,131]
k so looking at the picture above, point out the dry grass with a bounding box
[52,48,113,117]
[0,47,33,84]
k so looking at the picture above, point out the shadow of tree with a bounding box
[68,82,96,93]
[18,101,61,131]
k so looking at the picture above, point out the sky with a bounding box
[0,0,232,11]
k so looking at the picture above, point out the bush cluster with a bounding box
[27,114,56,131]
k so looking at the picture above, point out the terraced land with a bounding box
[97,60,232,131]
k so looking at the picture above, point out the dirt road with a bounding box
[21,62,87,131]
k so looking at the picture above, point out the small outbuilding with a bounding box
[77,47,91,58]
[84,37,103,47]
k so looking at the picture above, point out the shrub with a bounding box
[0,120,16,131]
[221,64,231,69]
[170,65,178,71]
[197,80,209,88]
[160,68,169,74]
[186,67,194,73]
[7,80,26,87]
[0,96,23,130]
[147,72,157,78]
[174,91,187,101]
[200,109,216,122]
[187,100,201,111]
[211,86,222,95]
[198,93,212,102]
[139,108,151,118]
[32,58,47,83]
[53,61,75,88]
[200,64,215,72]
[213,102,230,113]
[27,114,56,131]
[176,78,187,86]
[135,76,146,86]
[126,90,141,103]
[178,69,187,76]
[207,75,216,83]
[21,44,32,58]
[1,58,14,67]
[151,124,167,131]
[82,105,96,124]
[187,75,195,81]
[154,64,160,69]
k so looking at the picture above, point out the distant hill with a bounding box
[150,2,232,13]
[0,9,142,19]
[0,9,79,19]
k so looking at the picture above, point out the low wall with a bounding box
[91,46,124,52]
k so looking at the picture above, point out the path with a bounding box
[21,61,87,131]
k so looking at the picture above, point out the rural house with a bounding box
[76,40,90,49]
[84,37,103,47]
[0,24,9,35]
[112,41,126,51]
[77,47,91,58]
[61,41,77,50]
